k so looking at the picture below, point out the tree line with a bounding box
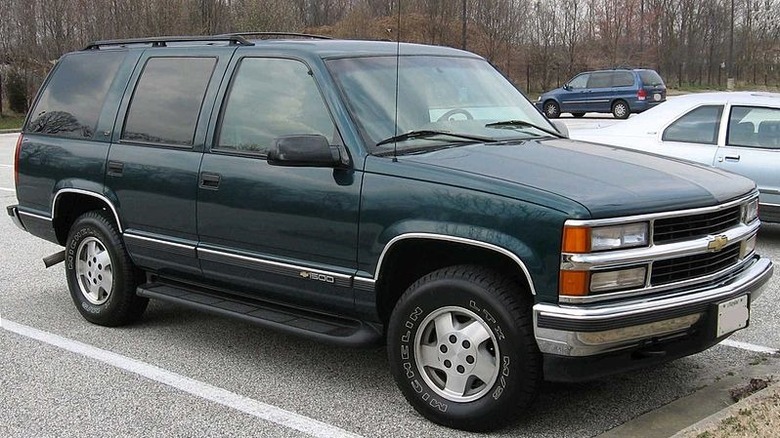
[1,0,779,115]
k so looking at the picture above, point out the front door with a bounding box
[197,56,360,313]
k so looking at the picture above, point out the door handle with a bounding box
[107,160,124,176]
[721,155,741,162]
[199,172,221,189]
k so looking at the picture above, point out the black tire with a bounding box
[387,265,541,431]
[65,210,147,326]
[611,100,630,119]
[571,112,585,118]
[543,100,561,118]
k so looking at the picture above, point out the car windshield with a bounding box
[326,55,555,152]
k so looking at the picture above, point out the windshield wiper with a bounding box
[375,130,496,147]
[484,120,563,138]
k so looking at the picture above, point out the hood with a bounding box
[396,138,756,218]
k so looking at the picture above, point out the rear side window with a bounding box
[26,52,125,138]
[587,72,612,88]
[612,72,635,87]
[122,57,216,146]
[639,70,664,86]
[662,105,723,144]
[728,106,780,149]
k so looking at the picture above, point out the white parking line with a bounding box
[0,187,15,192]
[0,319,364,438]
[721,339,779,354]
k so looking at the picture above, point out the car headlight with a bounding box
[537,96,542,101]
[742,198,759,224]
[563,222,649,253]
[590,266,647,292]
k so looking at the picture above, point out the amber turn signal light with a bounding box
[562,226,590,253]
[559,270,589,296]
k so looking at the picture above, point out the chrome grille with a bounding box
[651,244,741,286]
[653,206,741,243]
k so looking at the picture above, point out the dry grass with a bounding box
[693,390,780,438]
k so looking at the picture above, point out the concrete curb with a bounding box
[0,129,20,134]
[671,379,780,437]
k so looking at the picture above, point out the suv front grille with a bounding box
[651,244,741,286]
[653,206,741,243]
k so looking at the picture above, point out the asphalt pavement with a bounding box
[1,127,778,437]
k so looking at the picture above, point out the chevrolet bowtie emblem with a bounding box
[707,235,729,252]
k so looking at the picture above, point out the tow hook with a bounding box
[43,250,66,268]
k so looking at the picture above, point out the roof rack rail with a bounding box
[219,32,332,40]
[83,35,254,51]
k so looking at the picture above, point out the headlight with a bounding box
[563,222,649,253]
[537,96,542,101]
[742,198,759,224]
[590,267,647,292]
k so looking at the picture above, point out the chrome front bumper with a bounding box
[534,256,773,357]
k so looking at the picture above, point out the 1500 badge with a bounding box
[299,271,335,283]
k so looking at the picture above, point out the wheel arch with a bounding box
[374,233,537,324]
[52,188,123,245]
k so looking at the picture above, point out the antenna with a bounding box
[392,0,401,162]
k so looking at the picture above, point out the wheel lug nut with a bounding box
[449,335,457,343]
[457,365,465,373]
[462,340,471,349]
[466,355,475,364]
[444,360,451,368]
[440,345,448,353]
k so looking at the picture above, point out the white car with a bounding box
[570,92,780,223]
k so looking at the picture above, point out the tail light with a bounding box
[637,88,647,101]
[14,134,23,189]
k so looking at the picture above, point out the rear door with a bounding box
[106,49,233,277]
[638,70,667,103]
[716,105,780,212]
[196,55,360,314]
[585,72,614,112]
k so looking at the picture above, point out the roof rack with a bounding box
[219,32,332,40]
[83,35,254,50]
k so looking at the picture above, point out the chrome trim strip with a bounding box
[760,202,780,207]
[52,188,123,233]
[374,233,537,295]
[197,247,353,284]
[561,222,759,270]
[534,257,773,356]
[18,210,52,222]
[123,232,196,251]
[353,277,376,292]
[565,192,757,227]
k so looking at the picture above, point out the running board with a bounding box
[136,283,382,347]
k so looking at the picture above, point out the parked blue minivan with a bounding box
[536,68,666,119]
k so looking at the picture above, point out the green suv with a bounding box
[8,34,773,431]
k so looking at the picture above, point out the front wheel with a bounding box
[543,100,561,118]
[387,265,541,431]
[65,210,147,326]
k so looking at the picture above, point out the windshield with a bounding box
[326,56,555,152]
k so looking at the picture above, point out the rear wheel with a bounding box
[387,265,541,431]
[543,100,561,118]
[611,100,630,119]
[65,210,147,326]
[571,112,585,118]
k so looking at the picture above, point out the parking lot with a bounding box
[1,124,778,437]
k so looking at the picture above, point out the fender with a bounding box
[52,187,124,233]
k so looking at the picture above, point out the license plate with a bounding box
[716,295,749,337]
[653,93,662,101]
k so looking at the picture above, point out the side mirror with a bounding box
[563,83,571,91]
[550,120,569,138]
[267,134,348,168]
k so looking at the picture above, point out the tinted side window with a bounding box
[612,72,635,87]
[122,57,216,146]
[568,74,589,89]
[727,106,780,149]
[639,70,665,86]
[26,52,125,139]
[217,58,337,155]
[662,105,724,144]
[587,72,612,88]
